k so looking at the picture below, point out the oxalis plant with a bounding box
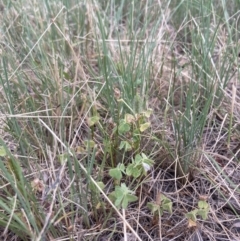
[114,107,152,160]
[79,104,153,213]
[186,200,209,227]
[109,152,155,209]
[89,106,154,210]
[106,108,154,209]
[147,193,173,220]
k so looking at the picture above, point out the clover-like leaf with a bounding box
[186,209,198,222]
[140,122,150,132]
[126,153,155,177]
[88,116,99,126]
[112,183,138,209]
[115,195,124,207]
[119,141,132,151]
[126,163,134,176]
[147,202,160,214]
[109,163,125,180]
[0,146,7,157]
[197,209,208,220]
[109,168,122,181]
[162,198,173,214]
[125,113,135,124]
[131,167,142,178]
[126,193,138,202]
[147,194,173,216]
[141,153,155,166]
[134,154,142,164]
[142,109,153,118]
[118,120,130,134]
[122,194,138,209]
[83,140,95,149]
[139,153,154,174]
[198,200,209,210]
[96,181,105,190]
[118,163,125,172]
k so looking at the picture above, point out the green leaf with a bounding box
[144,158,155,166]
[114,186,123,198]
[118,121,130,134]
[109,191,117,202]
[142,109,152,118]
[122,194,137,209]
[115,196,123,208]
[161,195,170,203]
[58,153,68,164]
[162,199,173,214]
[0,146,7,157]
[109,168,122,180]
[147,202,160,214]
[197,209,208,220]
[131,167,142,178]
[140,122,150,132]
[126,194,138,202]
[125,113,135,123]
[96,182,105,190]
[121,194,137,209]
[198,200,208,209]
[119,163,125,172]
[119,141,125,150]
[141,153,148,160]
[119,141,132,151]
[111,183,137,209]
[142,162,151,173]
[126,153,155,177]
[134,154,142,164]
[142,153,155,166]
[109,164,125,180]
[186,210,198,222]
[126,164,134,176]
[88,116,100,126]
[83,140,95,149]
[122,197,128,209]
[119,183,129,194]
[124,141,132,151]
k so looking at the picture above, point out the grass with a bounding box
[0,0,240,240]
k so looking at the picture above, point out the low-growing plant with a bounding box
[118,109,151,150]
[109,183,138,210]
[109,152,154,209]
[147,193,173,217]
[101,108,152,167]
[186,200,209,226]
[126,153,154,178]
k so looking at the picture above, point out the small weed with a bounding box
[109,152,155,209]
[186,200,209,226]
[109,183,138,210]
[147,193,173,217]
